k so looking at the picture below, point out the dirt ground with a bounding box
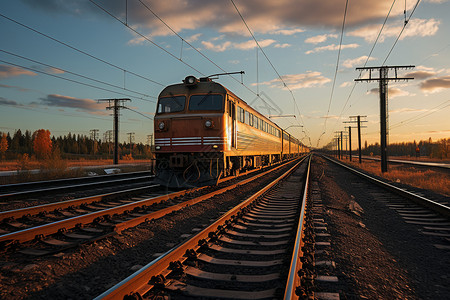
[312,155,450,299]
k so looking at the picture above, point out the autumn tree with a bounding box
[0,133,8,160]
[32,129,52,160]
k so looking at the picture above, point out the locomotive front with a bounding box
[154,76,228,188]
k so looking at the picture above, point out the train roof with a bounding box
[159,76,244,103]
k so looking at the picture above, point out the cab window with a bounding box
[157,96,186,113]
[189,94,223,111]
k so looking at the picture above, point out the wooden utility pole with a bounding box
[345,116,367,163]
[98,98,131,165]
[355,66,414,172]
[127,132,135,157]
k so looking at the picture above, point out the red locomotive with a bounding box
[154,76,308,188]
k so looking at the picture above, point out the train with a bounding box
[154,75,308,188]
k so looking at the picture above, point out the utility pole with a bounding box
[127,132,135,157]
[355,65,414,172]
[345,116,367,163]
[98,98,131,165]
[90,129,99,155]
[104,130,113,157]
[335,132,343,159]
[344,126,352,161]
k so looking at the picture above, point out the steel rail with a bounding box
[0,159,300,244]
[0,171,152,192]
[0,188,189,244]
[0,185,159,222]
[323,155,450,218]
[284,154,311,299]
[94,156,308,300]
[357,155,449,170]
[0,174,153,200]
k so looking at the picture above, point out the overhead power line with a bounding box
[230,0,307,136]
[0,49,156,102]
[0,12,165,88]
[382,0,421,65]
[108,0,283,120]
[0,59,150,101]
[319,0,399,147]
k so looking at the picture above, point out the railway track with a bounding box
[323,156,450,251]
[95,156,313,299]
[0,170,154,202]
[0,158,304,258]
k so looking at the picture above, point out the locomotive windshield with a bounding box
[189,94,223,111]
[157,96,186,113]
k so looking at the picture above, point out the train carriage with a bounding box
[154,76,306,188]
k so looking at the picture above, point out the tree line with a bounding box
[361,138,448,159]
[0,129,153,160]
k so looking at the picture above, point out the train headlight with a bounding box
[184,76,198,86]
[155,146,161,150]
[158,121,165,130]
[205,120,213,128]
[212,145,218,149]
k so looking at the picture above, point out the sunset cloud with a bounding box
[347,18,440,43]
[305,34,338,44]
[305,43,359,54]
[342,56,376,68]
[21,0,423,36]
[0,97,22,107]
[369,87,412,98]
[258,72,331,90]
[0,65,36,79]
[202,38,276,52]
[37,94,108,114]
[420,75,450,93]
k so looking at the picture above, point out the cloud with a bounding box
[258,71,331,90]
[274,43,291,48]
[0,97,22,107]
[305,34,338,44]
[37,94,108,114]
[186,33,202,43]
[340,81,353,88]
[234,39,276,50]
[405,70,436,80]
[270,28,305,35]
[202,38,276,52]
[342,55,376,68]
[305,43,359,54]
[347,18,440,43]
[369,87,412,98]
[0,84,32,92]
[0,65,36,78]
[389,107,428,114]
[31,65,65,75]
[420,75,450,93]
[21,0,422,36]
[201,40,232,52]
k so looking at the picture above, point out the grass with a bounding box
[341,158,450,197]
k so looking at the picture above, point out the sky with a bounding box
[0,0,449,149]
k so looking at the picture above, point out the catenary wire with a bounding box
[0,12,165,88]
[0,59,152,102]
[230,0,308,141]
[0,49,157,101]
